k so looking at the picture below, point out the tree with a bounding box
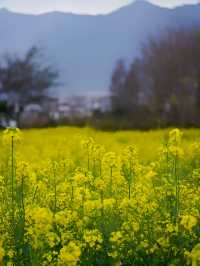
[110,59,140,117]
[110,59,127,116]
[0,46,58,124]
[123,59,141,114]
[109,27,200,129]
[141,28,200,126]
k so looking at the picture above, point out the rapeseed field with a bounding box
[0,127,199,265]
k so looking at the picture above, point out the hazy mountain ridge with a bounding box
[0,0,200,96]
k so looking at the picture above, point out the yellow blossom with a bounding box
[59,242,81,266]
[181,215,198,231]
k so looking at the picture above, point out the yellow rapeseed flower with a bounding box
[180,215,198,231]
[59,242,81,266]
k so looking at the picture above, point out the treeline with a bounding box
[1,27,200,129]
[107,27,200,129]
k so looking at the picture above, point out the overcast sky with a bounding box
[0,0,199,15]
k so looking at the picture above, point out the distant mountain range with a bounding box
[1,0,200,97]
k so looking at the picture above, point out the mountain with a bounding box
[0,0,200,97]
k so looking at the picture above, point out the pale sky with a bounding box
[0,0,199,15]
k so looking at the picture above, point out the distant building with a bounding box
[59,94,110,119]
[0,91,110,127]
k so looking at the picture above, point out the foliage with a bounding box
[0,47,58,123]
[110,28,200,128]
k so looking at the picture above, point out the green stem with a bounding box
[53,164,57,214]
[128,183,131,200]
[110,167,113,196]
[87,145,90,171]
[11,135,15,226]
[174,140,179,225]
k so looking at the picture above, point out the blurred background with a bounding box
[0,0,200,129]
